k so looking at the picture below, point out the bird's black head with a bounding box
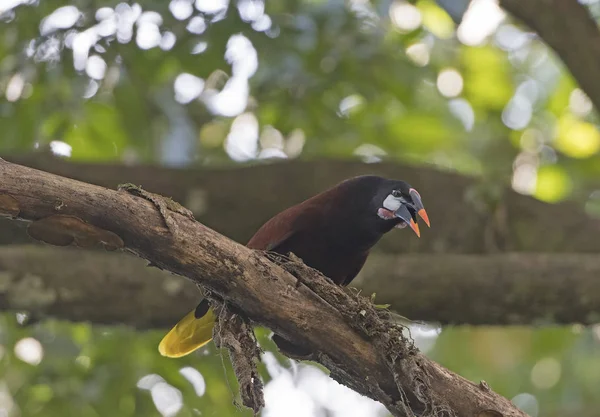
[312,175,431,253]
[372,178,430,237]
[339,176,430,238]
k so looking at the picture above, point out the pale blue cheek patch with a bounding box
[382,194,402,211]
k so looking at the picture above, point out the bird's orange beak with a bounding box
[390,188,430,238]
[393,205,422,238]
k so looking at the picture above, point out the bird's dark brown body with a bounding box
[247,176,406,286]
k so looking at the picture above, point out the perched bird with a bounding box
[158,175,430,358]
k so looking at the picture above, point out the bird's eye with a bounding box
[391,189,402,198]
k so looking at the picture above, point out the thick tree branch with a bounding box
[0,159,527,416]
[500,0,600,111]
[1,245,599,327]
[2,154,600,255]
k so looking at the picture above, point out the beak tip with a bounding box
[409,219,421,238]
[418,209,430,228]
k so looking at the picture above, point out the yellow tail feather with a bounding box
[158,307,216,358]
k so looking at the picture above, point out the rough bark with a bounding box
[0,158,527,417]
[2,245,600,327]
[500,0,600,111]
[3,154,600,255]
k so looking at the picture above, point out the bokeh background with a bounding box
[1,0,600,416]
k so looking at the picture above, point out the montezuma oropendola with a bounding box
[158,175,430,358]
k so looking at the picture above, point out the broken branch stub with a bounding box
[118,183,195,234]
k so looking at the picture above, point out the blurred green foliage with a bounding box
[2,0,599,203]
[1,316,598,417]
[1,0,600,416]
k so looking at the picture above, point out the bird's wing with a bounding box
[246,202,318,252]
[159,201,319,359]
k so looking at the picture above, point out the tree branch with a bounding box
[1,245,599,327]
[3,154,600,255]
[0,159,527,416]
[0,245,200,328]
[355,253,600,325]
[500,0,600,111]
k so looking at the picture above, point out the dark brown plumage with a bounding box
[247,175,428,286]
